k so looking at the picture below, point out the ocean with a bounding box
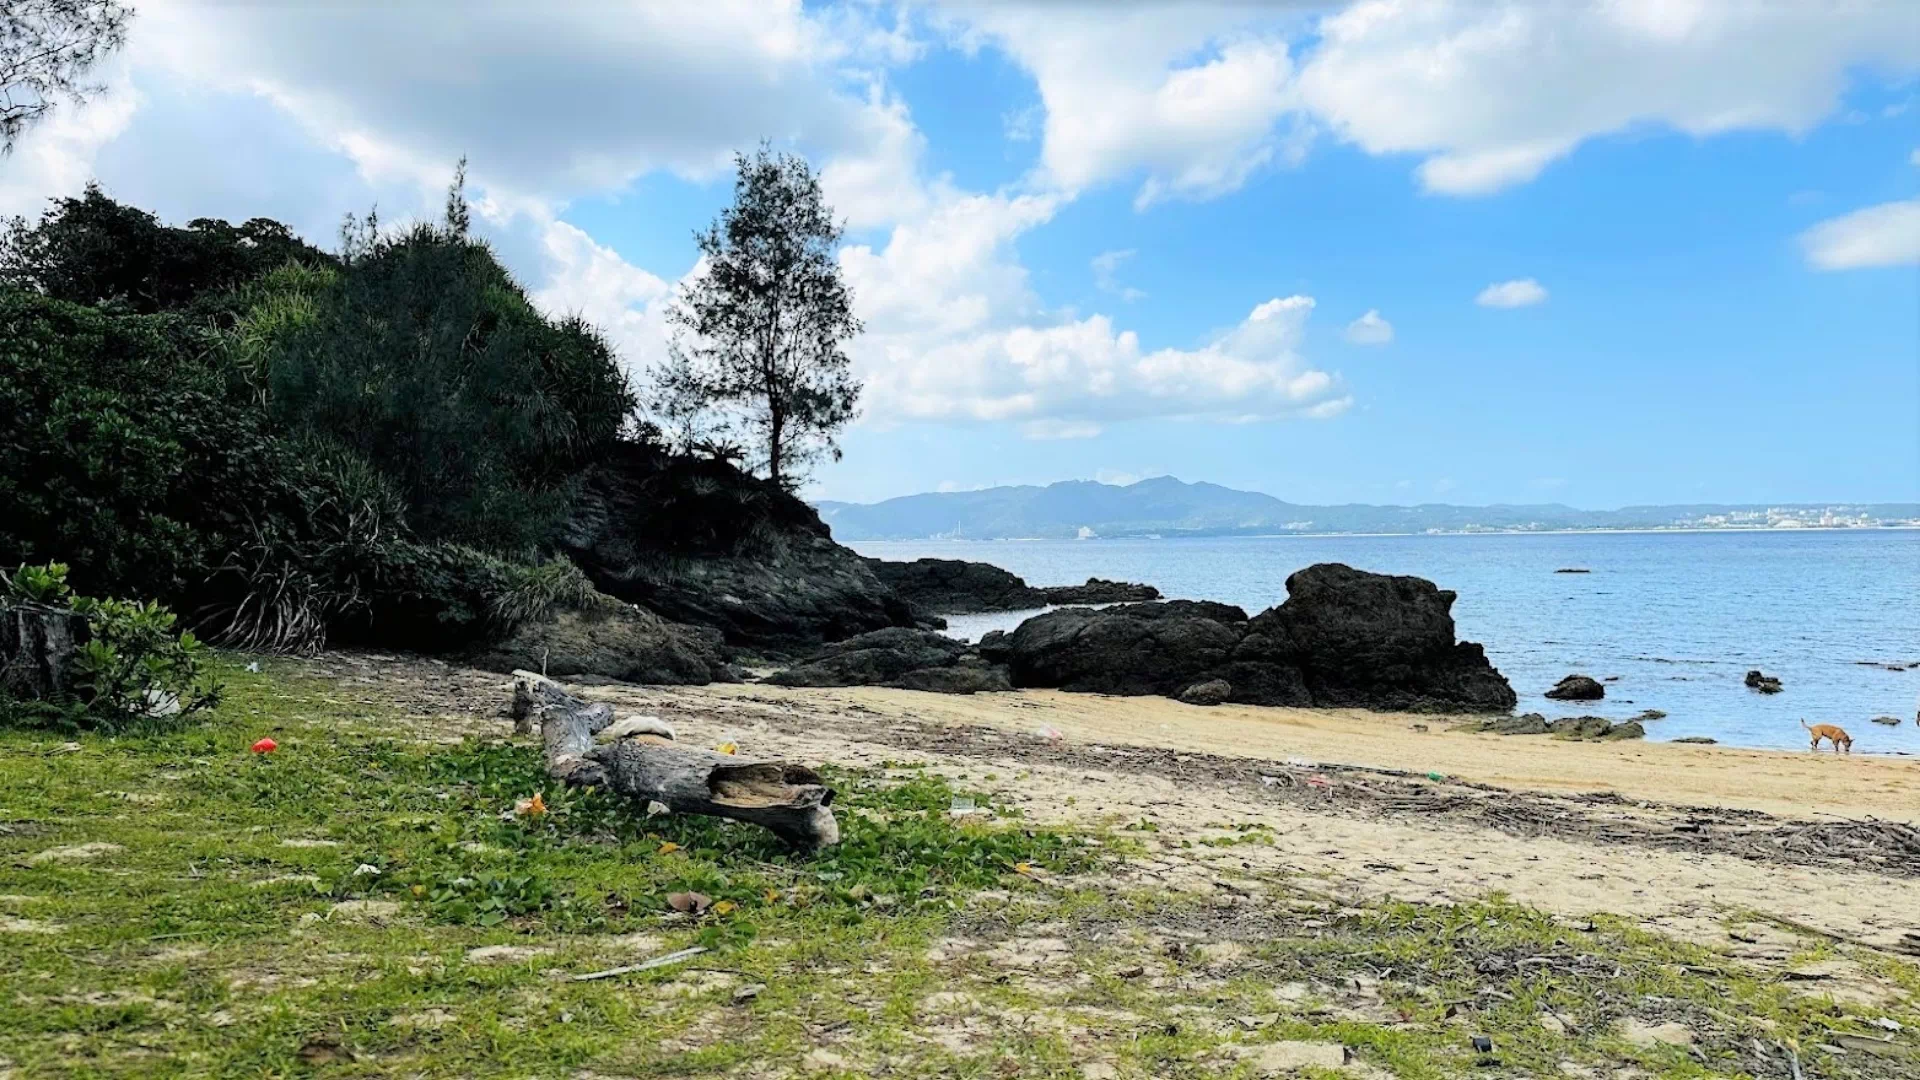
[851,529,1920,753]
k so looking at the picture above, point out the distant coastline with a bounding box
[819,475,1920,542]
[856,523,1920,542]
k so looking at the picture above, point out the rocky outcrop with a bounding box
[1545,674,1605,701]
[1178,678,1232,706]
[765,628,1010,694]
[1007,600,1252,698]
[1040,578,1162,605]
[1473,712,1645,741]
[1744,669,1783,694]
[561,445,919,657]
[865,559,1161,616]
[468,594,736,685]
[1003,564,1516,713]
[864,558,1044,615]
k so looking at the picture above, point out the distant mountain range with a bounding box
[815,477,1920,541]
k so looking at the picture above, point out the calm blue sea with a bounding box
[851,530,1920,753]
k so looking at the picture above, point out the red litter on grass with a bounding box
[251,738,278,754]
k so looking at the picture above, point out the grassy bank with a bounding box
[1,657,1914,1078]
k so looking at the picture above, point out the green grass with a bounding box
[0,658,1112,1077]
[1,655,1914,1078]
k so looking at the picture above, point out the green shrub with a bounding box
[1,563,219,733]
[5,561,72,605]
[0,287,246,601]
[489,557,595,632]
[248,219,635,554]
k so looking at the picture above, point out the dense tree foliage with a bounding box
[665,144,861,489]
[0,0,130,154]
[247,195,635,551]
[1,185,333,315]
[0,182,636,651]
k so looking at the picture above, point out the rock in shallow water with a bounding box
[1545,674,1605,701]
[1040,578,1161,605]
[1003,563,1516,713]
[864,558,1045,615]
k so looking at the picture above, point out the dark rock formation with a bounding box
[1007,600,1251,698]
[766,628,1010,695]
[1476,713,1644,740]
[1040,578,1162,605]
[1479,712,1551,735]
[1632,709,1667,721]
[1871,715,1902,726]
[1552,715,1646,740]
[975,629,1013,664]
[1554,568,1591,574]
[1178,679,1232,706]
[561,444,919,657]
[469,595,735,685]
[1744,669,1783,694]
[1545,674,1605,701]
[1673,736,1717,744]
[864,558,1045,615]
[1004,564,1516,713]
[864,559,1161,616]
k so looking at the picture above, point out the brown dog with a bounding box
[1801,719,1852,753]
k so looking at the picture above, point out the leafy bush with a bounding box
[2,563,219,733]
[5,561,71,605]
[0,287,250,601]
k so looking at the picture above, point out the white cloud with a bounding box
[116,0,916,216]
[1023,419,1104,440]
[1910,146,1920,167]
[530,219,678,380]
[818,87,932,231]
[841,184,1347,434]
[1343,309,1394,345]
[1095,469,1144,486]
[1475,278,1548,308]
[1091,249,1146,302]
[942,5,1300,206]
[0,64,137,215]
[950,1,1920,204]
[1295,0,1920,195]
[1799,199,1920,270]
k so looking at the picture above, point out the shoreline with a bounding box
[681,682,1920,824]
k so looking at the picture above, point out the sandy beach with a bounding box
[675,682,1920,824]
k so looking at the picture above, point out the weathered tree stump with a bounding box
[509,671,839,850]
[0,603,87,700]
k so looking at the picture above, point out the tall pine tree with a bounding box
[665,144,861,489]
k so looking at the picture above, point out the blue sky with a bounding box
[6,1,1917,508]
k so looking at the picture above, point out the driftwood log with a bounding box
[509,671,839,851]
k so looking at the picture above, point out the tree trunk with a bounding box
[0,603,87,701]
[509,671,839,850]
[767,407,784,490]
